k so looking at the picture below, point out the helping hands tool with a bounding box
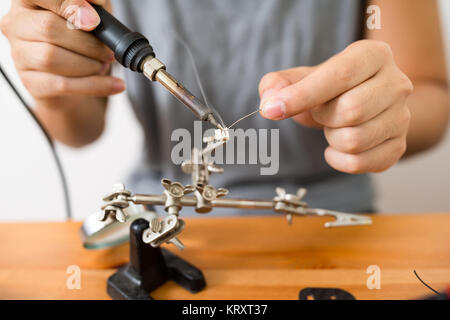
[90,5,221,129]
[84,127,371,300]
[96,128,372,251]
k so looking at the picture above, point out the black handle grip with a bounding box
[91,4,154,72]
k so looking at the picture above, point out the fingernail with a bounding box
[77,5,101,29]
[106,51,116,63]
[262,99,286,120]
[112,79,126,93]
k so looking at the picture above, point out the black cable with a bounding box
[414,270,440,295]
[0,64,72,220]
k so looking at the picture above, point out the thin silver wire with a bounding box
[228,107,262,129]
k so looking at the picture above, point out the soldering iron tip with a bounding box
[207,114,222,129]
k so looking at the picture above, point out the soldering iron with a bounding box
[0,4,223,220]
[90,5,221,129]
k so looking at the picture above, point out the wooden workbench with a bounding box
[0,214,449,300]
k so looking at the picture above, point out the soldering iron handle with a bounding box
[91,4,155,72]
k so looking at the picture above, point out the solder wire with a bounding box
[227,107,262,129]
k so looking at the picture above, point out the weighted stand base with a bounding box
[107,219,206,300]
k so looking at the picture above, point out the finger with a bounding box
[324,103,411,154]
[90,0,112,13]
[311,67,413,128]
[292,112,323,128]
[12,40,106,77]
[258,66,315,101]
[324,136,407,174]
[9,8,114,63]
[261,40,392,119]
[258,68,321,127]
[87,0,108,4]
[258,67,315,120]
[19,0,103,30]
[20,71,125,98]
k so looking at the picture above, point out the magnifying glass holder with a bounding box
[107,218,206,300]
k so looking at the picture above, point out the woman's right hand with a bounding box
[0,0,126,146]
[0,0,125,100]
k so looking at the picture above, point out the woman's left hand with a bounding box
[259,40,414,174]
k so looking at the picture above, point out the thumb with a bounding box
[258,66,315,120]
[21,0,107,31]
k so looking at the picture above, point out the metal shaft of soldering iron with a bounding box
[90,5,221,128]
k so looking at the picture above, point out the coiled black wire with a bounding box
[0,64,72,220]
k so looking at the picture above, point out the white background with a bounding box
[0,1,449,221]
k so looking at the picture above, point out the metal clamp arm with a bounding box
[101,184,372,229]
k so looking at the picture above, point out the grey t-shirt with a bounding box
[111,0,374,215]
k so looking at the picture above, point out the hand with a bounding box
[259,40,413,174]
[0,0,125,101]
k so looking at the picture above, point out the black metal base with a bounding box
[107,219,206,300]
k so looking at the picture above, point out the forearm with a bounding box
[35,96,108,148]
[364,0,449,156]
[405,80,450,156]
